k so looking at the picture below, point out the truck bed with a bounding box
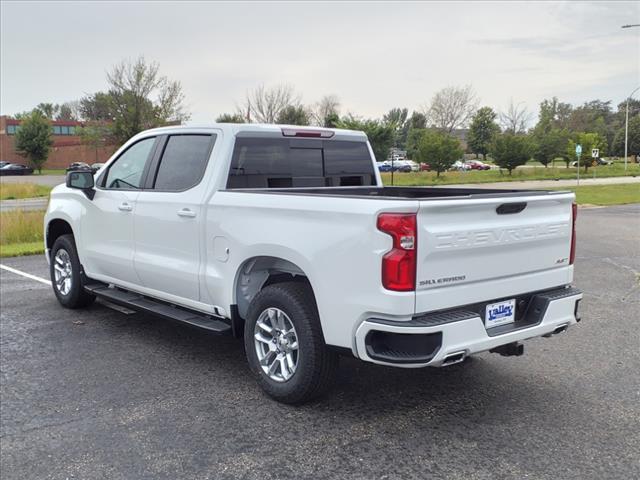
[228,186,563,200]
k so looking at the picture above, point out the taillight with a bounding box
[377,213,417,291]
[570,202,577,265]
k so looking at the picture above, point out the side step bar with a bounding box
[84,283,231,334]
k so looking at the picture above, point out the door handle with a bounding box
[118,202,133,212]
[177,208,196,218]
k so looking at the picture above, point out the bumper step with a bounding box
[84,283,231,334]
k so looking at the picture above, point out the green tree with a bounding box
[567,132,606,172]
[106,57,190,143]
[415,130,463,177]
[532,99,571,167]
[337,115,395,161]
[56,102,78,121]
[14,111,53,173]
[77,123,113,163]
[612,115,640,157]
[275,105,310,125]
[80,92,114,121]
[532,127,569,167]
[467,107,500,160]
[490,133,532,175]
[310,95,340,127]
[406,127,426,160]
[568,100,615,148]
[538,97,573,130]
[323,112,340,128]
[34,102,59,119]
[407,111,427,130]
[216,113,246,123]
[383,107,409,148]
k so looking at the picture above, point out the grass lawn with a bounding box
[1,210,45,258]
[0,241,44,258]
[552,184,640,206]
[35,169,66,176]
[381,163,640,186]
[0,183,52,201]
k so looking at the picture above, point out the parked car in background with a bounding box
[405,160,420,172]
[419,163,431,171]
[67,162,92,172]
[0,161,10,169]
[394,161,413,172]
[0,163,34,176]
[451,160,471,171]
[593,157,612,166]
[91,163,105,173]
[377,160,412,172]
[466,160,491,170]
[571,157,613,167]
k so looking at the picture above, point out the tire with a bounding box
[49,234,95,309]
[244,281,339,404]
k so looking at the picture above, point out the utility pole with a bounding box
[624,86,640,171]
[575,144,582,186]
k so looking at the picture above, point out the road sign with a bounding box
[592,148,599,158]
[575,144,582,155]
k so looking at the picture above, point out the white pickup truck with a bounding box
[45,124,582,403]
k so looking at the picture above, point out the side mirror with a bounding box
[66,170,95,199]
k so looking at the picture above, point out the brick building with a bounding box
[0,116,118,169]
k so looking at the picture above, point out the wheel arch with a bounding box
[233,256,316,322]
[46,217,76,254]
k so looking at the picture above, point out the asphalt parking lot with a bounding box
[1,204,639,480]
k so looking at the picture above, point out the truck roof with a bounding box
[139,123,367,139]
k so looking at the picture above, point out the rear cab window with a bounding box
[151,134,216,191]
[227,137,376,189]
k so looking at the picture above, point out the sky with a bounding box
[1,1,639,125]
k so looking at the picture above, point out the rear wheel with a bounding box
[50,234,95,309]
[244,282,339,404]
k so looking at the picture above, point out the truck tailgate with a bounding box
[415,192,575,313]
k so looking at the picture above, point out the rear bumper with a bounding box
[354,286,582,368]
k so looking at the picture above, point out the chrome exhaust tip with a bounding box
[442,351,466,366]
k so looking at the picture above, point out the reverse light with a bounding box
[281,128,335,138]
[570,202,577,265]
[377,213,417,291]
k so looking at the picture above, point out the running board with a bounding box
[84,283,231,334]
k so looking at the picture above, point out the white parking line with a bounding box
[0,264,51,286]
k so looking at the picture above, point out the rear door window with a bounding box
[152,134,215,191]
[227,138,375,188]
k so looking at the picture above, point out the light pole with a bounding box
[621,25,639,170]
[624,86,640,171]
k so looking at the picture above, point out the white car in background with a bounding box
[451,160,472,171]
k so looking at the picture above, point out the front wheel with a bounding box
[244,282,339,404]
[49,234,95,309]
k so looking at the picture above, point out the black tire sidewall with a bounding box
[50,234,91,308]
[244,283,330,403]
